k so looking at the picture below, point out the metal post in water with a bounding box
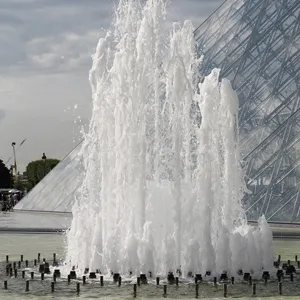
[9,268,12,277]
[83,275,86,285]
[278,255,281,264]
[67,275,70,284]
[133,284,137,298]
[54,269,61,279]
[21,255,23,262]
[295,255,298,262]
[34,259,37,267]
[53,274,56,282]
[6,255,9,263]
[163,285,167,297]
[231,277,234,285]
[22,270,25,279]
[290,273,294,282]
[38,253,40,263]
[223,284,227,298]
[118,276,122,286]
[13,262,16,270]
[4,281,7,290]
[100,275,104,286]
[252,283,256,296]
[39,264,45,274]
[76,282,80,294]
[41,273,44,281]
[248,276,252,285]
[69,270,76,279]
[25,260,28,268]
[25,280,29,292]
[137,277,140,286]
[288,260,291,266]
[176,277,179,287]
[278,282,282,295]
[31,271,34,280]
[195,284,199,298]
[51,282,55,292]
[5,265,9,276]
[213,277,217,287]
[156,277,160,285]
[14,269,17,278]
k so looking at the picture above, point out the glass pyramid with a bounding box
[16,0,300,222]
[14,142,83,213]
[195,0,300,222]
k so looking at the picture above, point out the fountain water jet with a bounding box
[66,0,274,278]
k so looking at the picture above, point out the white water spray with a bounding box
[66,0,274,278]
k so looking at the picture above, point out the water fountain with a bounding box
[65,0,274,279]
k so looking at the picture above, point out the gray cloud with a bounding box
[0,0,113,74]
[0,0,222,74]
[0,109,5,123]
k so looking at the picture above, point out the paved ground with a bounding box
[1,211,300,237]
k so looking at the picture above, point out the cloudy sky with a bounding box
[0,0,222,172]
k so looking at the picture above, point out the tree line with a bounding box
[0,158,60,191]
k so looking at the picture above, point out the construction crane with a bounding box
[5,139,26,173]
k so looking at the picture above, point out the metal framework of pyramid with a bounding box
[196,0,300,222]
[16,0,300,222]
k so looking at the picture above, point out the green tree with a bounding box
[26,158,60,188]
[0,159,12,188]
[13,177,25,191]
[13,173,30,191]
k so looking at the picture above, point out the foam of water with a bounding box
[65,0,274,278]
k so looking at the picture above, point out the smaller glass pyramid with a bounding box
[14,142,83,213]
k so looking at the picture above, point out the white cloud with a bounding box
[26,30,104,72]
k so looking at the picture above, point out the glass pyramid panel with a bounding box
[14,142,83,213]
[196,0,300,222]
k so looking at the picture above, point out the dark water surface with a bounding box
[1,210,300,299]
